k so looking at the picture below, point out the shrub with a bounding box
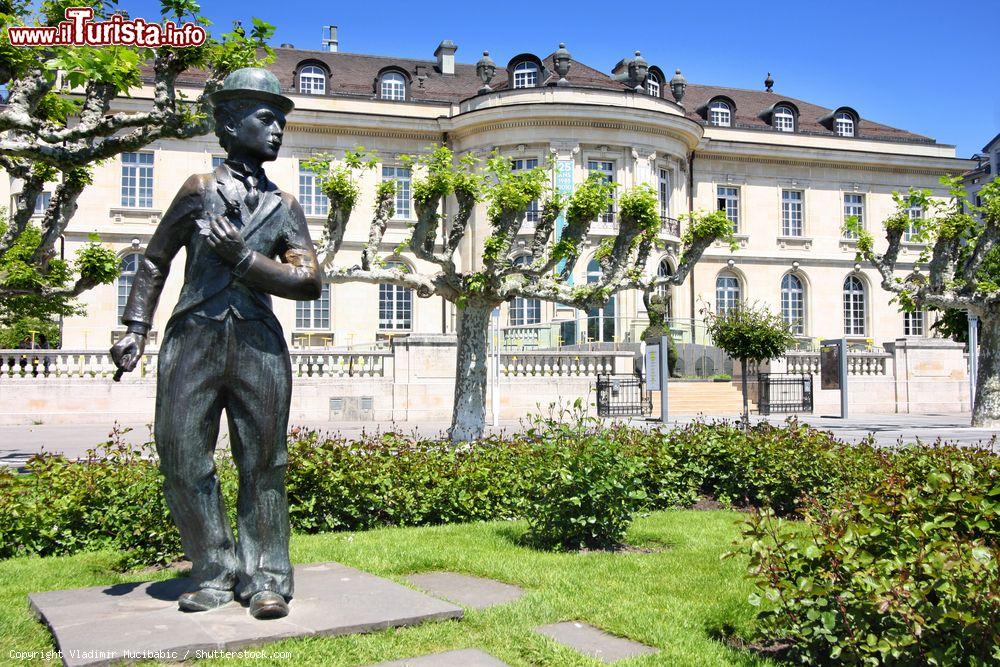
[523,426,648,551]
[670,419,884,514]
[740,447,1000,665]
[0,426,237,568]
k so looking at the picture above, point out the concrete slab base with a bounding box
[404,572,524,610]
[535,621,658,663]
[28,562,463,667]
[372,648,510,666]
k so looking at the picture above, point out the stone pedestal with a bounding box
[28,562,462,667]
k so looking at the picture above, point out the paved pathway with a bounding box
[2,413,996,469]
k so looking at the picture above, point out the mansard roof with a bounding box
[161,45,934,144]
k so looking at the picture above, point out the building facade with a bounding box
[2,40,975,354]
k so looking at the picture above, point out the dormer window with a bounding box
[645,72,660,97]
[835,112,855,137]
[298,65,326,95]
[380,72,407,101]
[513,61,538,89]
[709,100,731,127]
[774,105,795,132]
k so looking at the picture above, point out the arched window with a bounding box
[780,274,805,335]
[117,253,142,323]
[379,72,406,101]
[709,100,731,127]
[510,256,541,326]
[843,275,866,336]
[512,61,538,89]
[586,259,615,342]
[298,65,326,95]
[378,261,412,331]
[645,72,660,97]
[656,259,673,319]
[715,271,741,314]
[773,105,795,132]
[834,112,855,137]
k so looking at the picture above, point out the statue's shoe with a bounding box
[249,590,289,620]
[177,587,234,612]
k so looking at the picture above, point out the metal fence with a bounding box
[596,373,651,417]
[757,373,813,415]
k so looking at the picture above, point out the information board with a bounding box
[820,345,840,390]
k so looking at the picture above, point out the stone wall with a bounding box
[0,335,633,425]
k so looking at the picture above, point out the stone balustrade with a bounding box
[500,351,630,378]
[783,351,891,376]
[0,349,392,380]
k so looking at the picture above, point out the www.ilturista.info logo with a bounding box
[7,7,207,47]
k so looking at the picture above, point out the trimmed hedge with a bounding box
[0,418,986,566]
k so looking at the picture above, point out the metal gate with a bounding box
[757,373,813,415]
[596,373,651,417]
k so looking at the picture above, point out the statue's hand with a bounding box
[110,332,146,373]
[202,214,251,266]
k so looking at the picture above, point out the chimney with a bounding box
[434,40,457,75]
[322,26,338,52]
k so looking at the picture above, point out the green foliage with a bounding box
[484,152,546,223]
[0,223,77,327]
[705,301,795,365]
[523,407,648,550]
[302,147,378,217]
[617,184,660,235]
[681,209,738,251]
[74,238,119,285]
[0,315,60,348]
[742,448,999,665]
[565,173,616,226]
[0,425,237,569]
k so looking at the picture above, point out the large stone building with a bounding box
[2,39,975,355]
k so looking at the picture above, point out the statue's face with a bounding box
[226,101,286,162]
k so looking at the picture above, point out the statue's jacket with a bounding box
[122,163,321,336]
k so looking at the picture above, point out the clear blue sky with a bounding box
[130,0,999,157]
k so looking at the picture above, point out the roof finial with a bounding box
[765,72,774,93]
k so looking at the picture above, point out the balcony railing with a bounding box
[660,216,681,237]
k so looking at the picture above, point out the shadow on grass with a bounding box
[493,523,674,555]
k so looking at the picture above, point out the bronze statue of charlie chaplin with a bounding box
[111,68,321,620]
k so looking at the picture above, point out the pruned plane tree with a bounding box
[307,145,734,441]
[851,175,1000,427]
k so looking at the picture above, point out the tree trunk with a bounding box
[740,359,749,427]
[449,302,493,443]
[972,314,1000,428]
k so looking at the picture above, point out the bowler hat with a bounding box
[208,67,294,114]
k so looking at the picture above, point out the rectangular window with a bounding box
[904,310,924,337]
[717,186,740,232]
[32,191,51,216]
[781,190,803,236]
[382,166,412,219]
[658,168,671,218]
[904,205,923,242]
[511,158,540,223]
[588,160,615,223]
[844,193,864,239]
[296,284,331,330]
[212,156,226,169]
[298,169,329,217]
[121,152,154,208]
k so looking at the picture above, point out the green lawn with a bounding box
[0,510,775,666]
